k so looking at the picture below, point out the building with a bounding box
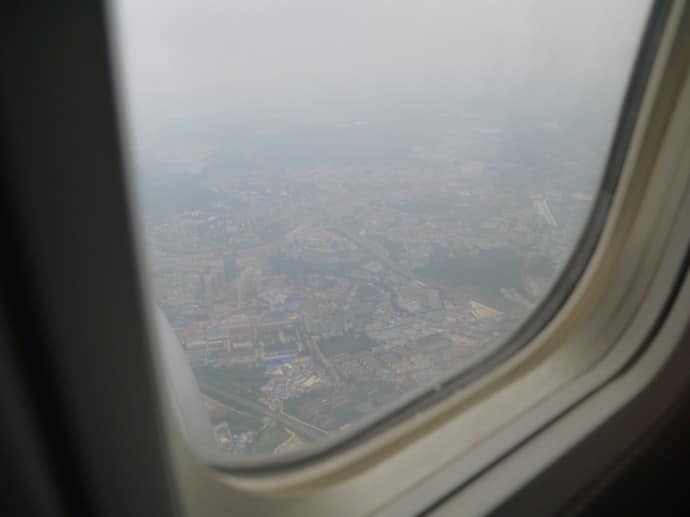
[184,339,207,366]
[470,300,504,322]
[263,341,299,361]
[206,325,231,348]
[223,254,236,283]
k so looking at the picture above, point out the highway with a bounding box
[198,381,329,441]
[334,227,447,294]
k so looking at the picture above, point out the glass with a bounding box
[111,0,652,459]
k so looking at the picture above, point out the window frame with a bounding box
[2,0,689,516]
[135,0,675,467]
[144,0,690,512]
[123,0,675,476]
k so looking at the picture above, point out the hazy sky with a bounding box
[110,0,651,125]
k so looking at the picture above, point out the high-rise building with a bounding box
[224,254,236,283]
[237,267,257,307]
[198,271,206,297]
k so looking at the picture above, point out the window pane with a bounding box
[111,0,651,459]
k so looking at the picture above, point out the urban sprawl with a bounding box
[145,128,597,456]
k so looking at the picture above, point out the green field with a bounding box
[213,410,263,434]
[329,404,362,427]
[370,234,405,258]
[251,426,290,455]
[356,284,380,302]
[416,247,528,292]
[194,365,266,400]
[318,333,373,358]
[270,253,353,277]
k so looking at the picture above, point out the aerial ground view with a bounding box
[116,0,642,457]
[140,106,605,455]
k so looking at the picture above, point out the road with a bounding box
[333,227,447,306]
[198,381,329,441]
[274,429,298,455]
[306,335,342,385]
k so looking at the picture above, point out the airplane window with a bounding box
[110,0,652,460]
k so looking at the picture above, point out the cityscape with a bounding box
[140,113,603,456]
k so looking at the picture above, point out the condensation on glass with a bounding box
[111,0,652,459]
